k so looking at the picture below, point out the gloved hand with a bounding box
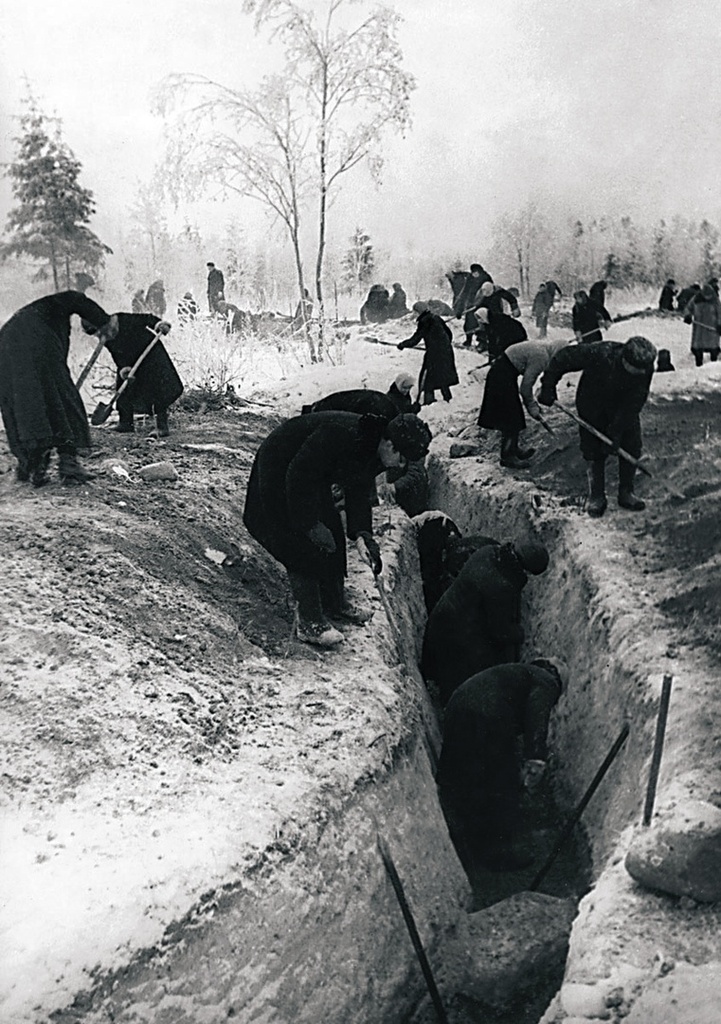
[511,306,521,318]
[119,366,136,381]
[307,522,336,553]
[155,320,172,335]
[355,532,382,575]
[521,759,547,793]
[397,341,407,350]
[537,386,556,408]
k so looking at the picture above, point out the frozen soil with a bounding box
[3,308,721,1022]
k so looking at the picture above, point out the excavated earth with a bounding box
[2,309,721,1023]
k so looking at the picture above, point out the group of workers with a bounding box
[0,264,696,876]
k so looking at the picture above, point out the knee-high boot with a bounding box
[587,459,607,517]
[618,458,645,511]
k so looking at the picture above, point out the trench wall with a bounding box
[427,451,721,1017]
[47,514,470,1024]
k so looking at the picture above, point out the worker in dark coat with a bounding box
[437,658,567,871]
[398,308,459,404]
[387,283,409,319]
[386,372,420,415]
[412,512,497,613]
[676,284,700,311]
[303,388,398,421]
[0,291,113,486]
[589,280,609,310]
[474,305,528,363]
[302,385,428,514]
[98,313,184,437]
[451,264,493,347]
[360,284,390,324]
[145,279,167,317]
[658,279,676,312]
[572,289,610,343]
[243,412,432,648]
[421,540,550,706]
[531,283,553,338]
[206,263,225,313]
[538,336,657,516]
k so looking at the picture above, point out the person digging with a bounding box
[537,336,657,517]
[243,411,433,648]
[84,313,183,437]
[437,657,568,872]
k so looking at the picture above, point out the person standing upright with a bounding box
[207,262,225,313]
[398,306,459,404]
[572,289,609,343]
[684,284,721,366]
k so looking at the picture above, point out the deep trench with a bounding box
[395,456,599,1024]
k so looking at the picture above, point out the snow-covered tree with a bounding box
[2,92,111,289]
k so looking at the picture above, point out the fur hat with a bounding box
[530,656,569,693]
[385,414,432,462]
[622,336,657,370]
[394,371,415,392]
[480,281,494,297]
[513,541,550,575]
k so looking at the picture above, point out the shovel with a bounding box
[76,334,108,391]
[554,401,686,499]
[90,324,163,426]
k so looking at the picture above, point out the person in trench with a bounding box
[538,335,657,517]
[421,539,550,706]
[477,335,572,469]
[243,411,433,648]
[436,657,568,872]
[0,290,116,486]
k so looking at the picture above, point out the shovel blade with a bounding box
[90,402,113,426]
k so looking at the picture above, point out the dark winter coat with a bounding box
[387,458,428,517]
[449,269,493,317]
[658,285,676,311]
[539,341,653,460]
[360,285,390,324]
[485,310,527,361]
[532,287,554,325]
[306,389,398,422]
[436,662,561,839]
[589,281,608,308]
[413,513,496,613]
[398,311,459,392]
[243,411,386,581]
[422,542,530,706]
[387,286,409,319]
[572,299,608,343]
[104,313,184,415]
[0,291,110,460]
[207,268,225,311]
[478,287,521,319]
[145,281,166,317]
[676,286,700,311]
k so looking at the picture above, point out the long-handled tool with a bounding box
[76,333,108,391]
[529,722,630,892]
[554,402,652,478]
[90,324,163,426]
[377,833,450,1024]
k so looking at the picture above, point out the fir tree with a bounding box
[341,227,375,293]
[2,94,112,290]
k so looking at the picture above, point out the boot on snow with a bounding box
[618,460,645,511]
[500,434,531,470]
[586,460,607,517]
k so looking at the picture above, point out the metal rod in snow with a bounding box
[642,674,673,827]
[529,722,630,892]
[377,834,450,1024]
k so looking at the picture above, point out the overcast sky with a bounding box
[1,0,720,256]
